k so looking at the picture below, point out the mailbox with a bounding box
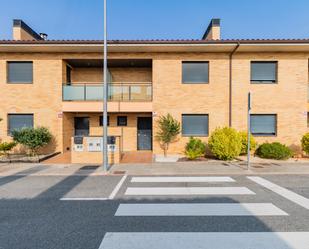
[74,136,83,145]
[87,137,102,152]
[107,136,116,145]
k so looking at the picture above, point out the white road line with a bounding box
[99,232,309,249]
[60,175,127,201]
[248,176,309,210]
[108,175,127,200]
[60,197,108,201]
[115,203,288,216]
[125,187,255,196]
[131,176,235,183]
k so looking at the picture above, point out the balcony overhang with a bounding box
[62,101,153,113]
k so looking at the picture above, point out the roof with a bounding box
[1,38,309,44]
[1,39,309,53]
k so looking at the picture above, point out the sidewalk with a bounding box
[109,161,309,175]
[1,160,309,176]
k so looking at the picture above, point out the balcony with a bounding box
[63,83,152,102]
[62,83,153,113]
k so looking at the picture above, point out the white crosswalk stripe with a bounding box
[99,232,309,249]
[115,203,288,216]
[125,187,255,196]
[131,176,235,183]
[99,176,309,249]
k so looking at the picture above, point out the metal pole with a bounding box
[103,0,108,171]
[247,92,251,170]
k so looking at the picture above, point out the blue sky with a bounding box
[0,0,309,40]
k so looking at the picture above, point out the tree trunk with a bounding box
[164,143,168,157]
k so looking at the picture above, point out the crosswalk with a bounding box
[99,176,309,249]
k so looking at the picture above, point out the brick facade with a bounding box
[0,50,308,161]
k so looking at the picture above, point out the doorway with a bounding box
[137,117,152,150]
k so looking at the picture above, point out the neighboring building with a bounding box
[0,19,308,163]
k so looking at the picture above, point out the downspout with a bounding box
[229,42,240,127]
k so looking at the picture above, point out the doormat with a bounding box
[79,165,100,170]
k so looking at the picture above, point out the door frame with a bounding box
[137,116,153,151]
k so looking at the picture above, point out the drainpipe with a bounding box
[229,42,240,127]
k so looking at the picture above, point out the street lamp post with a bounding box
[103,0,108,171]
[247,92,251,170]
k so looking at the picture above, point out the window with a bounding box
[74,117,89,136]
[182,62,209,84]
[251,61,277,83]
[8,114,33,135]
[7,61,33,83]
[182,114,209,136]
[250,114,277,136]
[117,116,127,126]
[99,116,109,126]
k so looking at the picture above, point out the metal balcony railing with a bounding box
[62,83,152,101]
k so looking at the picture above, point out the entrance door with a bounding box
[137,117,152,150]
[74,117,89,136]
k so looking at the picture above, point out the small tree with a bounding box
[12,127,52,156]
[155,114,180,157]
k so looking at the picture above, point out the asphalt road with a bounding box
[1,168,309,249]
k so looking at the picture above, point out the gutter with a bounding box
[229,42,240,127]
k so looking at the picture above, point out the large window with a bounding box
[7,61,33,83]
[8,114,33,135]
[182,114,209,136]
[251,61,277,84]
[182,62,209,84]
[250,114,277,136]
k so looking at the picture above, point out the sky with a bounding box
[0,0,309,40]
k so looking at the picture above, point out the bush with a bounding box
[255,142,293,160]
[12,127,52,155]
[0,141,17,156]
[185,137,206,160]
[301,133,309,155]
[208,127,242,160]
[239,131,257,155]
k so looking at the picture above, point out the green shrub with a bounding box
[0,141,17,156]
[301,133,309,155]
[208,127,242,160]
[185,137,206,160]
[239,131,257,155]
[12,127,52,155]
[255,142,293,160]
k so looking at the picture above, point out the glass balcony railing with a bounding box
[63,83,152,101]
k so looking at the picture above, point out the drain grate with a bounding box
[113,170,126,175]
[79,165,100,170]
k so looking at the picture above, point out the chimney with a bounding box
[202,18,221,40]
[13,19,44,41]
